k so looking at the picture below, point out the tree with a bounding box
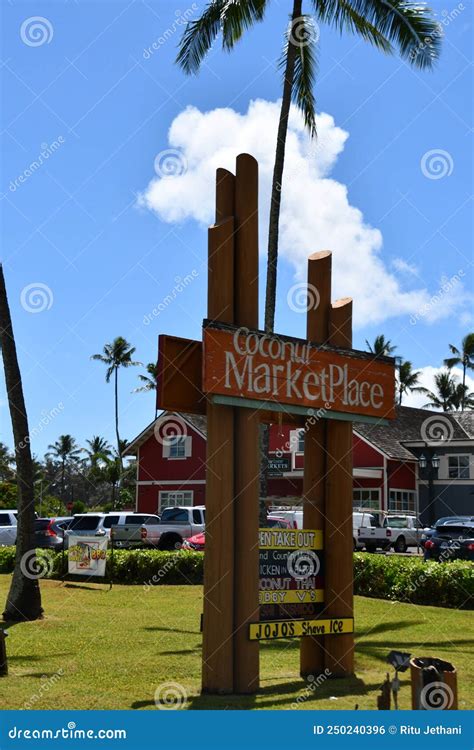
[397,360,422,405]
[47,435,83,502]
[450,383,474,411]
[0,264,43,620]
[85,436,112,468]
[177,1,441,334]
[133,362,158,393]
[420,370,456,411]
[444,333,474,411]
[0,442,15,481]
[366,334,397,358]
[91,337,140,469]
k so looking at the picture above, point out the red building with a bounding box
[124,407,420,515]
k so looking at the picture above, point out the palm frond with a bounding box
[313,0,441,70]
[221,0,268,49]
[280,15,318,138]
[176,0,226,74]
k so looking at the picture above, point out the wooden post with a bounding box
[300,251,331,678]
[202,170,236,694]
[233,154,260,694]
[324,297,355,676]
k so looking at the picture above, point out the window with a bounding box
[102,515,120,529]
[448,455,470,479]
[159,491,194,512]
[0,513,12,526]
[168,436,186,458]
[353,489,380,510]
[388,490,416,513]
[297,430,305,453]
[193,509,204,524]
[69,516,102,531]
[160,508,189,524]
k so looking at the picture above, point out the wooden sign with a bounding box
[259,528,324,623]
[203,323,395,421]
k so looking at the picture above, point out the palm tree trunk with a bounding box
[260,0,302,508]
[264,0,302,334]
[0,265,43,621]
[462,359,466,412]
[114,367,122,510]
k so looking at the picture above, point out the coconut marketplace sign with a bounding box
[156,154,396,695]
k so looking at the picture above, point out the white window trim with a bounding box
[159,490,194,512]
[388,488,417,512]
[353,488,381,510]
[447,454,471,480]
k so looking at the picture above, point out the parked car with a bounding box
[357,511,423,553]
[65,512,161,547]
[421,516,474,550]
[0,510,17,546]
[267,509,302,529]
[35,517,73,550]
[182,532,205,551]
[424,521,474,562]
[266,515,293,529]
[154,506,206,550]
[353,512,365,550]
[65,513,108,545]
[110,515,162,549]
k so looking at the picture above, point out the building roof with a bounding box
[355,406,471,460]
[124,406,473,461]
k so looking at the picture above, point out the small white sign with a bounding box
[67,535,108,577]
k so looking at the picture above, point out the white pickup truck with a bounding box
[154,506,206,550]
[357,511,423,553]
[0,510,17,546]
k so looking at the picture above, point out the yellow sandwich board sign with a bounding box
[249,618,355,641]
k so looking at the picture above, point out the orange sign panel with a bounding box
[203,325,395,420]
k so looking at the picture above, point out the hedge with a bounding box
[0,547,472,608]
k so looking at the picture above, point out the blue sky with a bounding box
[1,0,473,458]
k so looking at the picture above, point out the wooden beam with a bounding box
[202,169,236,694]
[233,153,260,693]
[324,297,355,677]
[300,251,332,678]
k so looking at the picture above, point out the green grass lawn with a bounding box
[0,575,472,710]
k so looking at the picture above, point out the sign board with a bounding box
[267,457,290,476]
[259,528,324,624]
[67,536,108,577]
[249,617,354,641]
[203,324,395,420]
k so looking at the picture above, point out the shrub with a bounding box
[354,553,473,609]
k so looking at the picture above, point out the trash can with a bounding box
[410,657,457,710]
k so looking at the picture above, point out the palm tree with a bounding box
[444,333,474,411]
[47,435,83,502]
[0,442,15,482]
[85,436,112,469]
[366,334,397,358]
[177,1,441,334]
[420,370,456,411]
[91,337,141,467]
[397,360,422,405]
[0,264,43,621]
[450,383,474,411]
[133,362,158,393]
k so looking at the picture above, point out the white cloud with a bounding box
[392,258,419,276]
[402,365,474,409]
[138,99,471,328]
